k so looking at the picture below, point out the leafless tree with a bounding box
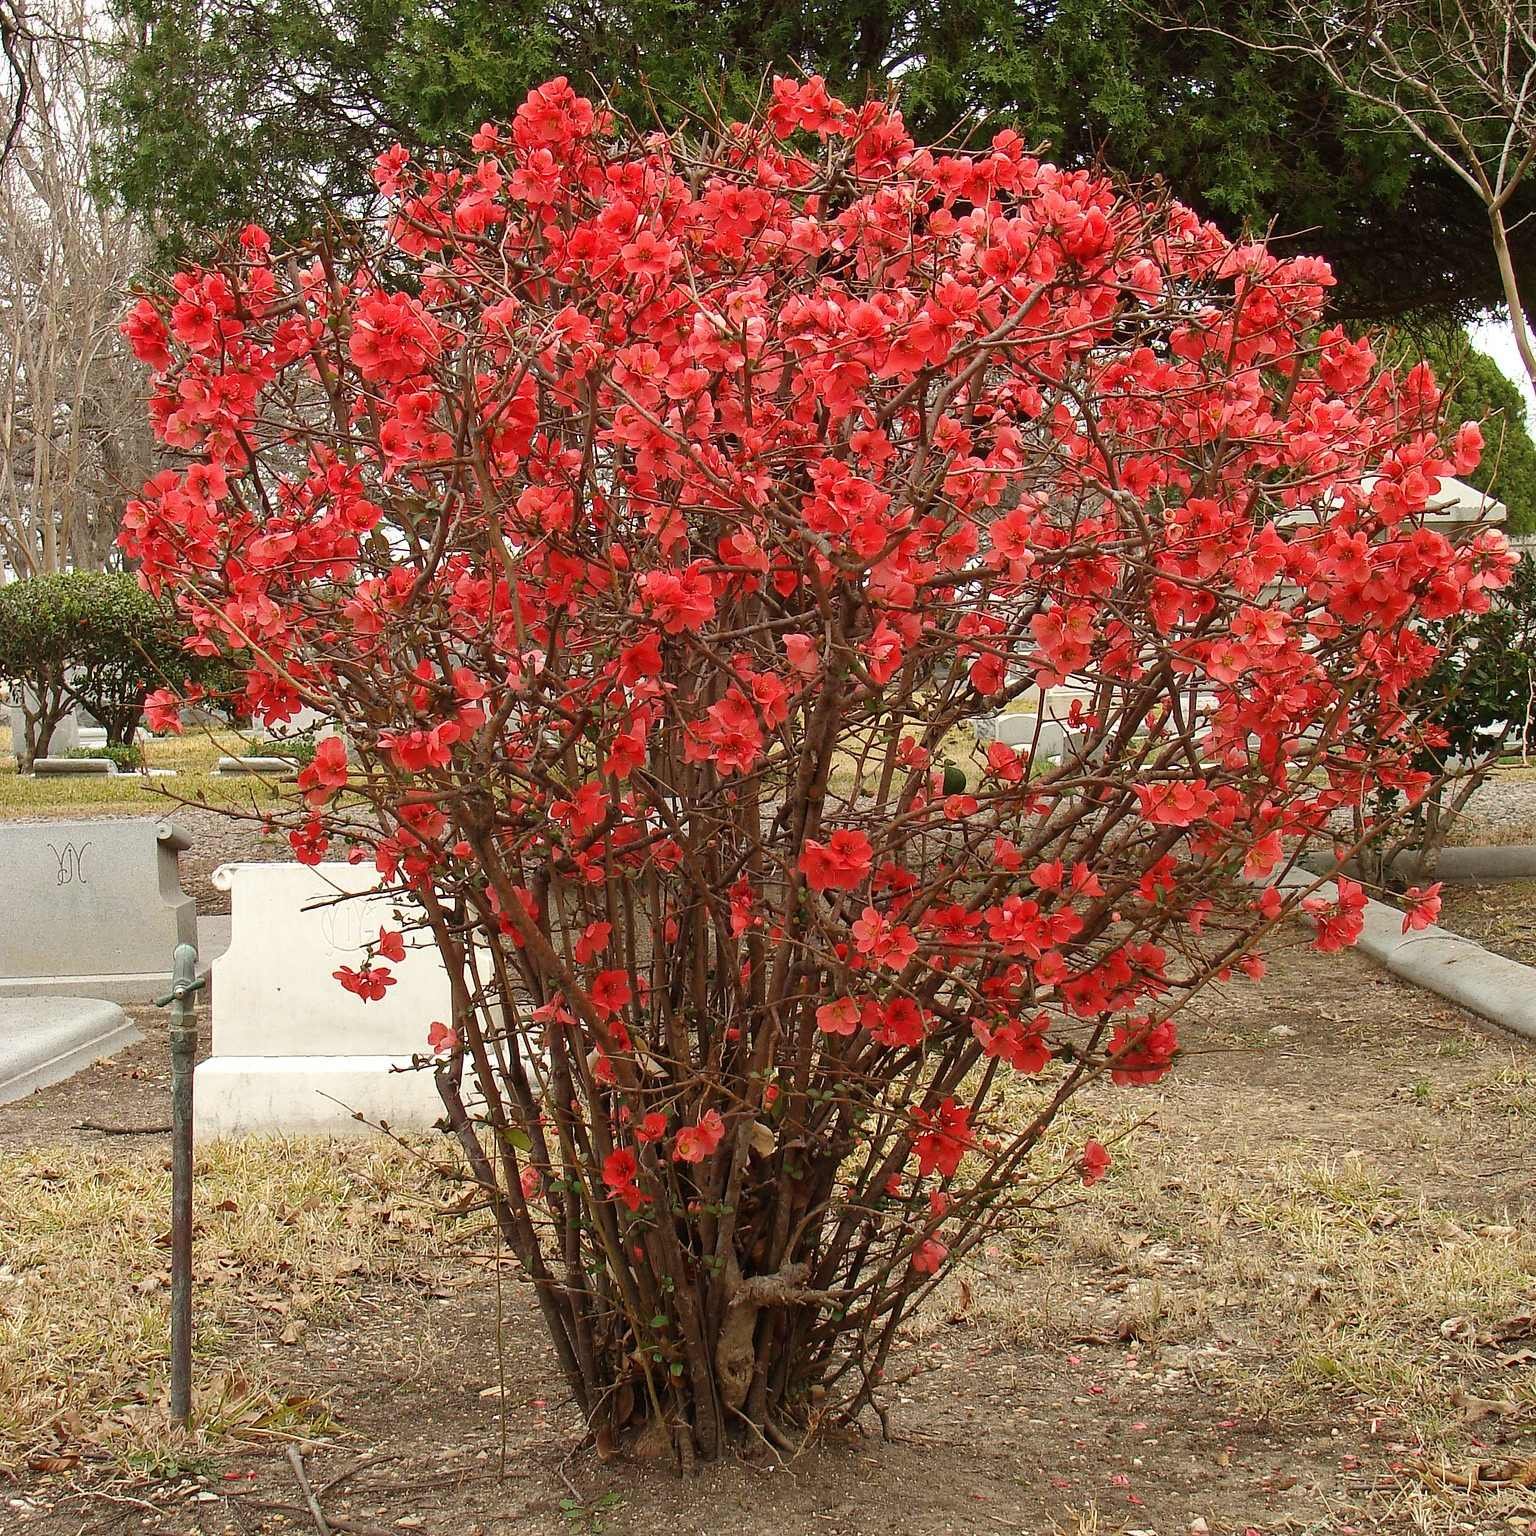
[1168,1,1536,391]
[0,0,153,579]
[0,0,40,168]
[1277,1,1536,389]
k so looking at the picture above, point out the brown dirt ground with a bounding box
[1438,881,1536,970]
[2,930,1534,1536]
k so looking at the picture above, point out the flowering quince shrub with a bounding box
[120,75,1513,1462]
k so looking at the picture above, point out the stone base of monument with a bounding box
[195,1055,444,1137]
[0,916,227,1006]
[213,755,299,777]
[0,996,141,1104]
[32,756,116,775]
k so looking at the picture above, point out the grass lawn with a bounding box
[0,730,286,820]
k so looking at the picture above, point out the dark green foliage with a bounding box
[99,0,1531,323]
[0,572,195,766]
[66,572,195,745]
[1364,553,1536,879]
[1421,555,1536,767]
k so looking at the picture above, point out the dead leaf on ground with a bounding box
[1411,1455,1536,1490]
[1452,1387,1520,1425]
[1484,1312,1535,1344]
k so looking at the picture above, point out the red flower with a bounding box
[590,969,632,1017]
[120,299,171,371]
[851,906,918,970]
[348,289,443,383]
[1107,1019,1178,1085]
[143,688,184,734]
[1080,1140,1111,1186]
[1133,780,1218,828]
[973,1015,1050,1075]
[1303,877,1369,952]
[911,1097,974,1178]
[427,1020,458,1053]
[376,927,406,962]
[673,1109,725,1163]
[816,997,860,1036]
[574,921,612,963]
[1401,883,1442,934]
[297,736,350,805]
[870,997,926,1048]
[635,1112,668,1144]
[601,1148,649,1211]
[799,829,873,891]
[289,821,329,866]
[638,562,716,634]
[910,1238,948,1275]
[333,963,396,1001]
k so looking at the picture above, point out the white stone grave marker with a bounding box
[195,861,454,1138]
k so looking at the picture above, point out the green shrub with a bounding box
[0,578,76,769]
[62,744,146,772]
[1362,554,1536,881]
[254,733,317,766]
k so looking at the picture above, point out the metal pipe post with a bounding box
[158,943,204,1428]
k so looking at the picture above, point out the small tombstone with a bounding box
[213,755,298,778]
[0,819,196,1002]
[195,862,453,1138]
[972,712,1083,759]
[33,756,114,775]
[0,996,140,1104]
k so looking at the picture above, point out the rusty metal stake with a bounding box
[156,943,204,1429]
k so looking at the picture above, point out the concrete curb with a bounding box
[1300,844,1536,884]
[1278,870,1536,1043]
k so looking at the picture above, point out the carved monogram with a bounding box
[46,840,91,886]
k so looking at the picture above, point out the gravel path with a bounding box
[1445,764,1536,846]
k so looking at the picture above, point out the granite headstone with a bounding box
[0,819,195,1002]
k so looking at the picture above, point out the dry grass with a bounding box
[1,1016,1531,1531]
[0,1138,455,1476]
[920,1083,1536,1532]
[1011,1130,1536,1441]
[1439,880,1536,969]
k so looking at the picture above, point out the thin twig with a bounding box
[285,1444,333,1536]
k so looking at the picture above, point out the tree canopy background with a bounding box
[100,0,1536,331]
